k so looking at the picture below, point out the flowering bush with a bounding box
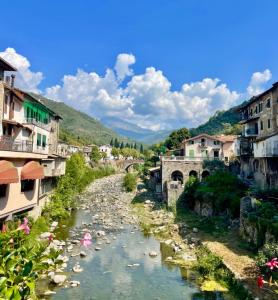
[256,243,278,289]
[0,220,62,299]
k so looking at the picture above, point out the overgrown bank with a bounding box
[0,153,115,299]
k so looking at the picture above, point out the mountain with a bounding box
[190,106,242,136]
[101,116,171,144]
[31,94,135,146]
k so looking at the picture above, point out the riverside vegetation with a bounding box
[0,153,115,299]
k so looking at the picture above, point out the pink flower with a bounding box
[266,258,278,270]
[81,233,92,247]
[48,234,54,242]
[257,275,264,288]
[17,218,30,235]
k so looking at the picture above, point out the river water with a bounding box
[44,174,229,300]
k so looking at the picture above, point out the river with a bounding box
[40,174,229,300]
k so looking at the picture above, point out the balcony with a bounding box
[245,127,258,137]
[23,118,51,131]
[239,138,253,156]
[161,156,222,162]
[0,136,33,152]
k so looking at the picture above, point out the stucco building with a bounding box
[0,57,66,221]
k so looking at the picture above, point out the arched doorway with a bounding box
[201,170,210,180]
[171,170,183,184]
[189,170,198,179]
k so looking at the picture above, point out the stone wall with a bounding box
[161,159,207,206]
[239,196,277,247]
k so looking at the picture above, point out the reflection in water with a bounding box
[51,210,228,300]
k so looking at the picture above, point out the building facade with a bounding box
[0,57,66,221]
[238,82,278,188]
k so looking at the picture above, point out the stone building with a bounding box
[238,82,278,188]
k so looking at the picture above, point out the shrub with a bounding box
[256,243,278,280]
[123,173,137,192]
[179,171,247,218]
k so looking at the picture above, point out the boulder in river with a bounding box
[149,251,158,257]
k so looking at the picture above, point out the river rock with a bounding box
[73,265,83,273]
[44,290,57,296]
[70,280,80,287]
[96,230,106,237]
[40,232,52,239]
[95,247,101,251]
[52,274,67,285]
[80,251,87,257]
[149,251,158,257]
[192,227,199,233]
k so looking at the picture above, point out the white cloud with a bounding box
[1,48,273,131]
[0,47,43,92]
[114,53,135,81]
[247,69,272,96]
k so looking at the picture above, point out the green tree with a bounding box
[114,138,120,148]
[111,147,120,158]
[90,145,101,162]
[134,142,137,149]
[140,144,144,153]
[164,127,190,150]
[110,138,114,147]
[120,142,124,149]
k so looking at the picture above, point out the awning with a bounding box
[0,160,19,184]
[21,161,44,180]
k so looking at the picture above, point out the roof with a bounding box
[213,135,237,143]
[238,81,278,111]
[0,57,17,72]
[182,133,222,144]
[15,89,63,119]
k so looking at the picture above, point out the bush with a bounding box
[123,173,137,192]
[256,243,278,280]
[179,171,247,218]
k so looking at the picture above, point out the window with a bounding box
[213,150,219,158]
[250,108,253,116]
[4,94,8,114]
[260,121,264,131]
[255,106,258,114]
[259,102,263,112]
[0,184,7,198]
[37,133,42,147]
[213,140,220,145]
[21,180,35,192]
[268,119,271,129]
[42,135,47,148]
[189,140,194,145]
[266,98,271,108]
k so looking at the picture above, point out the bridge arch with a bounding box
[189,170,198,178]
[201,170,210,180]
[171,170,183,184]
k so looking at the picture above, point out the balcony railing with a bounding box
[0,136,33,152]
[245,128,258,136]
[161,156,222,162]
[23,118,51,131]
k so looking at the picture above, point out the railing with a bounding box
[0,136,33,152]
[23,118,51,131]
[239,138,253,155]
[245,128,258,136]
[161,156,222,162]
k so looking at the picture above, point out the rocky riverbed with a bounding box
[36,174,232,299]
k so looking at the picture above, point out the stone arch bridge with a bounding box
[117,159,145,172]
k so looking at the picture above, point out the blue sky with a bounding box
[1,0,278,130]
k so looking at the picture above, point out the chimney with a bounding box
[11,74,15,88]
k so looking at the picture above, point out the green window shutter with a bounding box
[189,149,194,157]
[42,135,47,147]
[37,133,42,146]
